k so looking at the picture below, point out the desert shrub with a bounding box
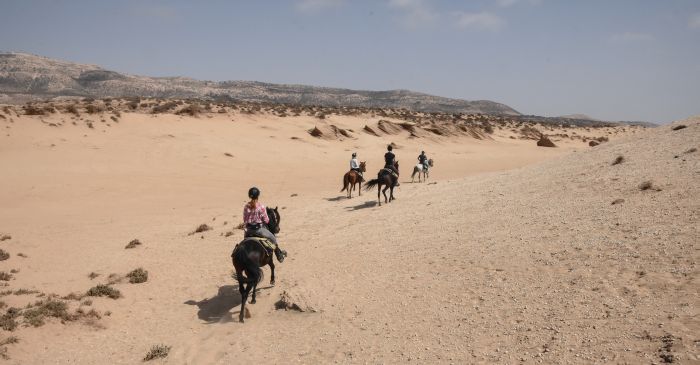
[125,239,142,249]
[0,337,18,346]
[0,308,20,331]
[66,104,80,116]
[672,125,687,131]
[0,250,8,261]
[176,104,202,117]
[23,299,75,327]
[144,344,171,361]
[612,156,624,165]
[13,289,38,295]
[192,224,212,234]
[0,272,12,281]
[85,104,104,114]
[23,105,49,116]
[110,116,118,122]
[86,285,121,299]
[684,147,697,154]
[126,268,148,284]
[88,272,99,279]
[127,100,139,110]
[151,101,178,114]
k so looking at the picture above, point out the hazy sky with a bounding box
[1,0,699,122]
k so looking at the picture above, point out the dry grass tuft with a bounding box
[143,344,171,361]
[0,235,10,242]
[0,308,20,331]
[191,224,212,235]
[88,272,100,280]
[0,250,8,261]
[612,155,624,165]
[125,239,142,249]
[86,285,121,299]
[22,299,75,327]
[0,272,12,281]
[671,125,686,131]
[127,268,148,284]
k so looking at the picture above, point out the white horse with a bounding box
[411,159,434,183]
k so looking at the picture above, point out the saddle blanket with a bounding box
[244,236,277,251]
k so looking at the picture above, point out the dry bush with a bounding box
[612,156,624,165]
[0,308,20,331]
[0,272,12,281]
[0,337,18,346]
[684,147,697,154]
[85,104,104,114]
[88,272,100,280]
[144,344,171,361]
[151,101,178,114]
[638,181,660,191]
[191,224,212,235]
[0,250,8,261]
[0,235,10,242]
[66,104,80,116]
[86,285,121,299]
[611,198,625,205]
[176,104,202,116]
[672,125,687,131]
[23,105,51,116]
[13,289,38,295]
[126,268,148,284]
[23,299,75,327]
[125,239,142,249]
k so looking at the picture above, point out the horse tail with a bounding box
[411,166,418,179]
[340,174,348,192]
[232,242,263,284]
[364,179,379,191]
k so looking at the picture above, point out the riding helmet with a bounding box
[387,144,393,151]
[421,151,425,154]
[352,152,357,157]
[248,187,260,199]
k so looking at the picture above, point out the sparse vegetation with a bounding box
[0,308,20,331]
[638,181,660,191]
[125,239,142,249]
[684,147,697,154]
[0,337,18,346]
[126,268,148,284]
[86,285,121,299]
[176,103,202,116]
[13,289,39,296]
[612,156,624,165]
[23,299,75,327]
[0,250,8,261]
[0,272,12,281]
[143,344,171,361]
[191,224,212,235]
[672,125,687,131]
[0,235,11,242]
[88,272,100,279]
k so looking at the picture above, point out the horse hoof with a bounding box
[251,299,256,304]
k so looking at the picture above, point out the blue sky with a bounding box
[1,0,699,122]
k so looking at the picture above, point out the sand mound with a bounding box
[308,124,353,140]
[275,289,317,312]
[376,120,402,134]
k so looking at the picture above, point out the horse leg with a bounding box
[358,180,362,196]
[239,282,249,323]
[269,260,276,286]
[377,182,382,206]
[382,184,389,203]
[389,185,395,202]
[251,280,258,304]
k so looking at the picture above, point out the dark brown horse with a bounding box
[340,161,366,198]
[231,206,280,323]
[364,161,399,206]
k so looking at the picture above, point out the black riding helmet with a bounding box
[248,187,260,199]
[387,144,393,151]
[352,152,357,157]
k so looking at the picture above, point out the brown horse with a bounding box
[364,161,399,206]
[340,161,366,198]
[231,206,280,323]
[411,159,434,183]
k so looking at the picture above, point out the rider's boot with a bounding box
[275,247,287,263]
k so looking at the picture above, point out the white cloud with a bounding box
[454,11,505,31]
[388,0,439,28]
[609,32,655,43]
[690,13,700,29]
[296,0,343,14]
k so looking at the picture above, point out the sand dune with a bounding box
[0,102,695,363]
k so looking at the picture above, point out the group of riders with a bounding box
[350,144,430,185]
[241,145,430,265]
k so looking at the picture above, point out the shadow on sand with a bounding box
[184,285,275,324]
[346,200,378,211]
[325,196,347,202]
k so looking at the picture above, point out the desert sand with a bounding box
[0,102,696,364]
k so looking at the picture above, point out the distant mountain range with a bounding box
[0,52,519,116]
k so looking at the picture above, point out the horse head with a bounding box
[266,206,281,234]
[360,161,367,172]
[395,160,399,174]
[428,159,434,167]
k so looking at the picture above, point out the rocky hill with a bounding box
[0,52,519,115]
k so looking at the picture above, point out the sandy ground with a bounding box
[0,108,696,364]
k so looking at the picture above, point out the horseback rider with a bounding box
[418,150,429,170]
[384,144,400,186]
[350,152,363,181]
[243,187,287,263]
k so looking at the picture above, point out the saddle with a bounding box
[243,236,277,252]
